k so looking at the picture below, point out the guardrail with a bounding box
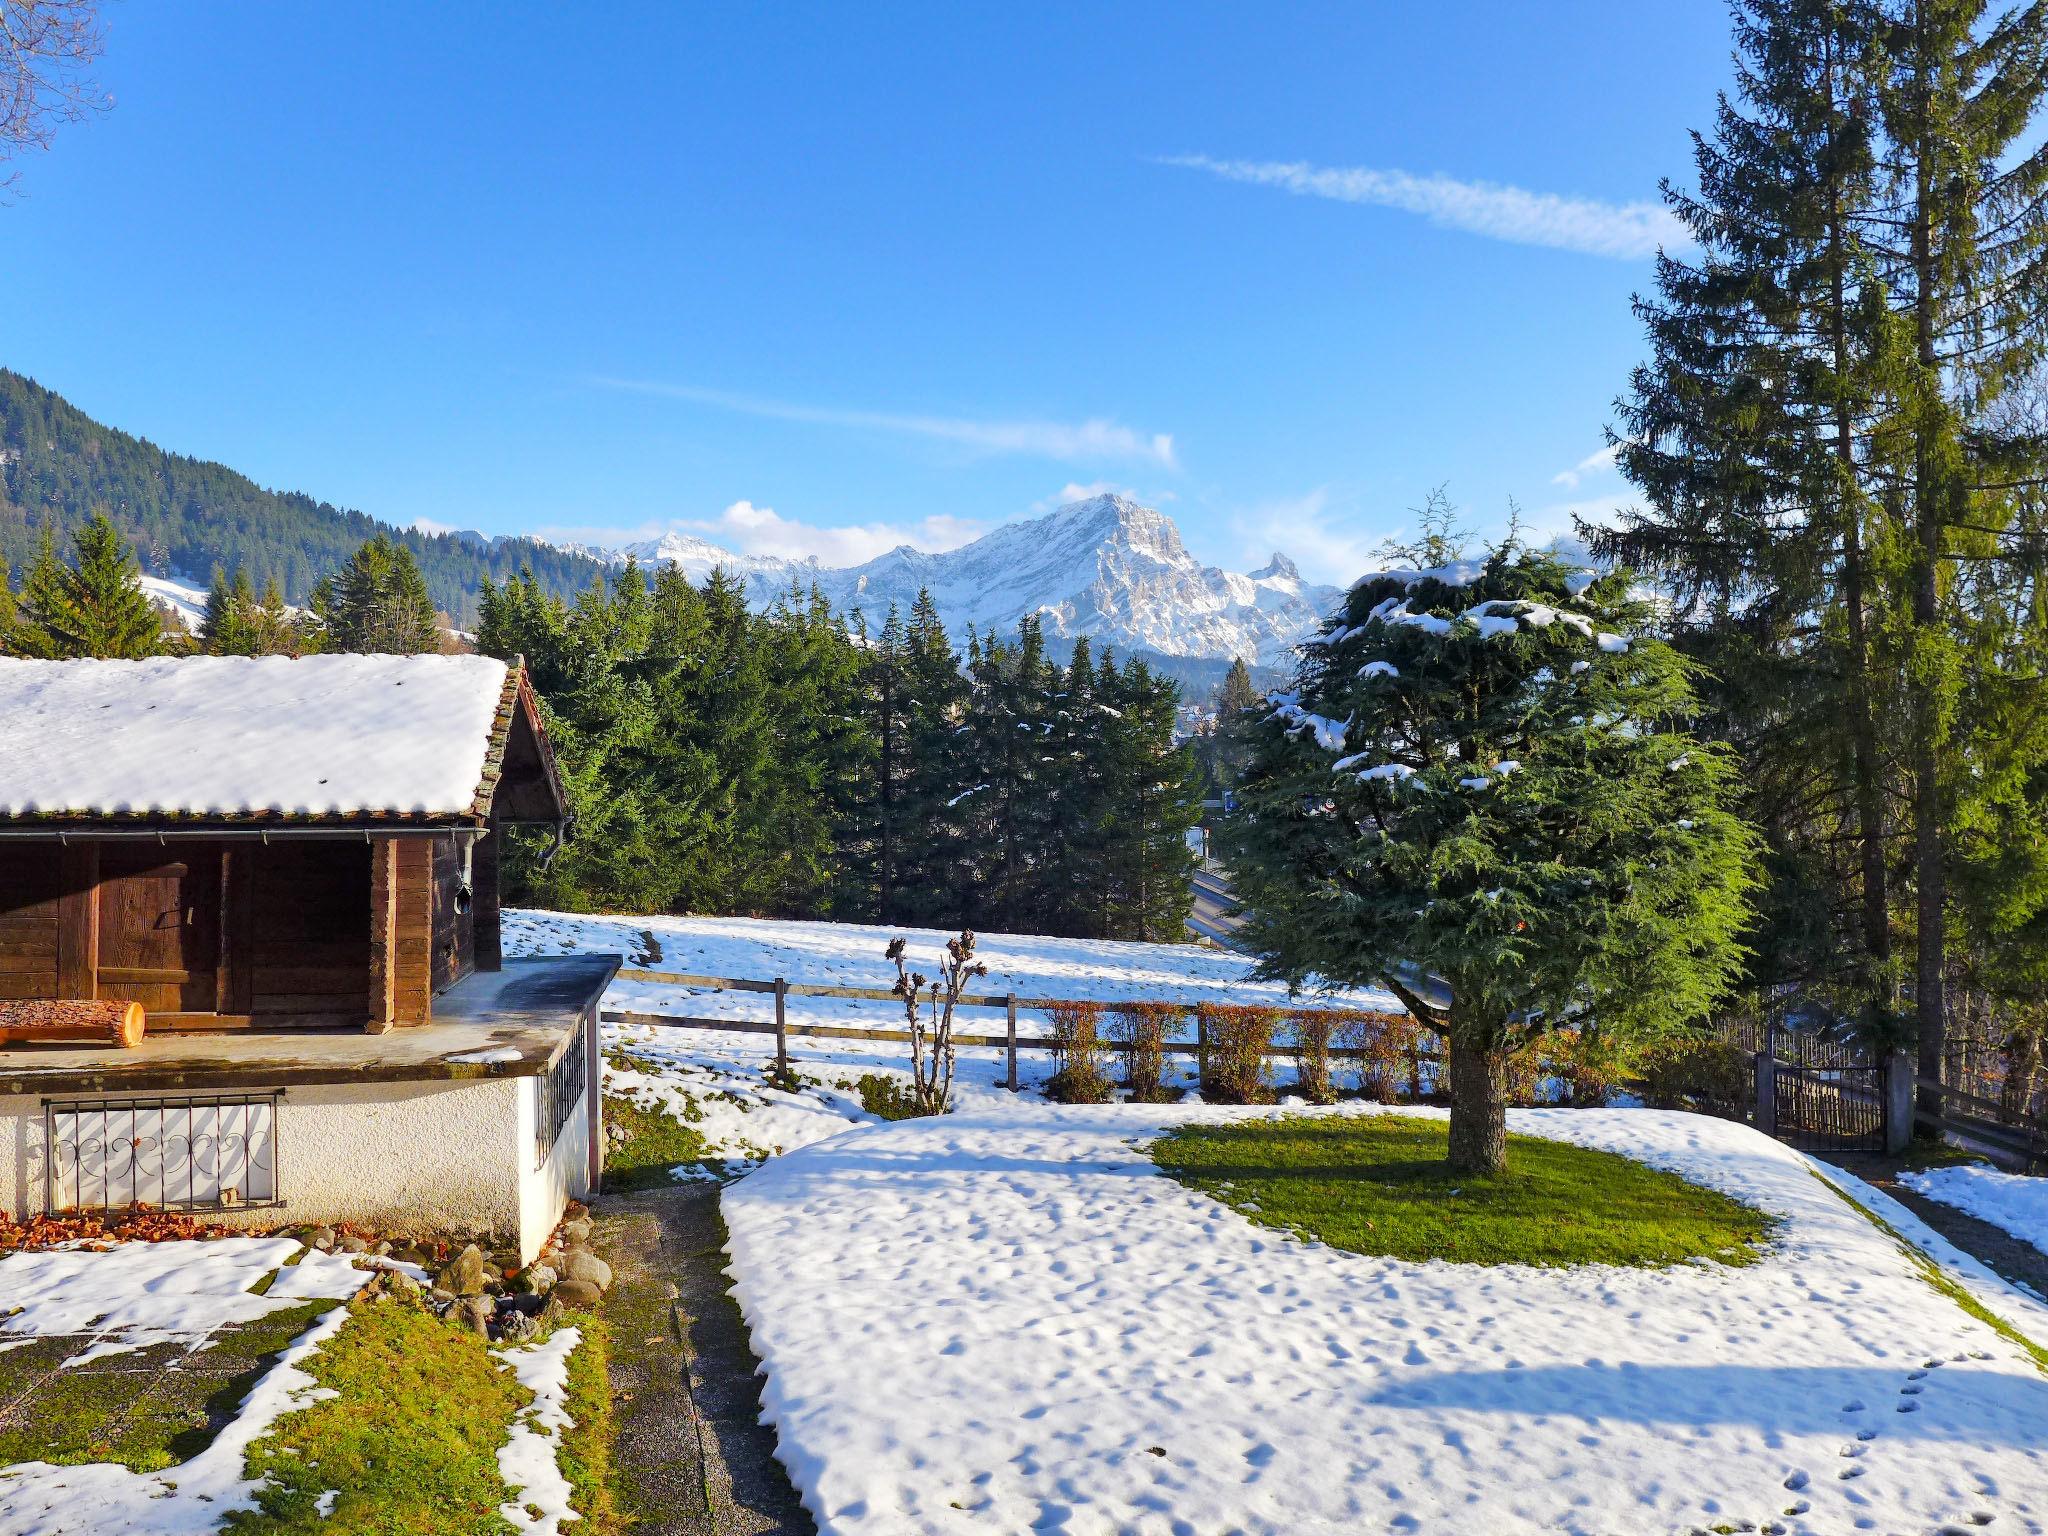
[600,967,1414,1091]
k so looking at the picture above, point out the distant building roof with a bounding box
[0,654,565,826]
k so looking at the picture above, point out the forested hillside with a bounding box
[0,369,604,620]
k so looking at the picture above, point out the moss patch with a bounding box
[226,1297,530,1535]
[1152,1113,1774,1268]
[602,1091,717,1189]
[557,1318,623,1530]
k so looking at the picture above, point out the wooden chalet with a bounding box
[0,655,618,1260]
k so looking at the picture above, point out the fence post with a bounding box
[1006,995,1019,1092]
[774,978,789,1083]
[1753,1049,1776,1139]
[1196,1008,1208,1094]
[1885,1049,1914,1155]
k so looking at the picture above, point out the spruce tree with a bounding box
[199,566,262,655]
[897,589,969,925]
[1867,0,2048,1102]
[1223,543,1759,1174]
[866,605,912,922]
[21,515,163,659]
[1604,0,1906,1029]
[313,535,440,654]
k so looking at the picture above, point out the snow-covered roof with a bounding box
[0,655,538,822]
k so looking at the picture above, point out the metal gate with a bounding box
[45,1093,281,1213]
[1770,1027,1886,1153]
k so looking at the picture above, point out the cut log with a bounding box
[0,998,147,1049]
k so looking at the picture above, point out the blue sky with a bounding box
[4,3,1734,584]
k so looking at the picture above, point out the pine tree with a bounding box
[19,515,163,659]
[312,535,441,654]
[1223,543,1759,1174]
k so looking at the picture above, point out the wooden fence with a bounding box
[1914,1074,2048,1170]
[599,966,1418,1092]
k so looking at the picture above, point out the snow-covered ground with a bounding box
[0,1240,394,1534]
[510,908,1400,1169]
[1904,1162,2048,1258]
[724,1104,2048,1536]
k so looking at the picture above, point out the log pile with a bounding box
[0,998,147,1048]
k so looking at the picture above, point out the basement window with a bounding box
[43,1092,282,1214]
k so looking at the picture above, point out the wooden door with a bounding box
[96,846,222,1014]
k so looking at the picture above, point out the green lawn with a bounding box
[1151,1113,1775,1268]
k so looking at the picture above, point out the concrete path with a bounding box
[596,1182,815,1536]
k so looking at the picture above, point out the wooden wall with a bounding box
[2,832,480,1033]
[0,846,62,1000]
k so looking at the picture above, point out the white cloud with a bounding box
[412,516,464,537]
[1229,489,1395,588]
[541,500,989,570]
[1551,442,1622,489]
[1158,155,1686,260]
[589,377,1179,469]
[1520,490,1637,546]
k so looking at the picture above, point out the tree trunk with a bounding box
[1446,1036,1508,1175]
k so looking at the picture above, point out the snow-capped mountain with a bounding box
[603,495,1341,667]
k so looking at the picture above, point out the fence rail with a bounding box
[601,967,1416,1091]
[1913,1074,2048,1169]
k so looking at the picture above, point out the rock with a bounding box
[495,1308,539,1343]
[516,1263,558,1297]
[437,1244,489,1297]
[552,1278,603,1309]
[560,1217,593,1247]
[372,1240,393,1257]
[339,1234,368,1254]
[429,1286,456,1308]
[310,1226,335,1252]
[560,1249,612,1292]
[457,1294,494,1336]
[385,1269,422,1297]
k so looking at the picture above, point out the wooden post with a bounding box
[1754,1050,1776,1139]
[1006,994,1019,1092]
[774,977,789,1082]
[1196,1007,1208,1094]
[1884,1049,1914,1155]
[366,838,399,1034]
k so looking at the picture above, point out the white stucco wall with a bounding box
[519,1072,594,1262]
[0,1073,590,1265]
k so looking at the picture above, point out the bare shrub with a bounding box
[1198,1004,1279,1104]
[1110,1002,1183,1102]
[1044,1002,1112,1104]
[886,930,988,1116]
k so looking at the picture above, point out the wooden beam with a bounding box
[56,842,98,1000]
[367,837,398,1033]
